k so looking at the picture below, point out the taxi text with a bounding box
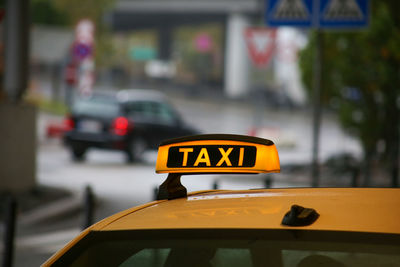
[166,145,256,168]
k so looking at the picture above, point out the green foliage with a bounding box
[31,0,70,26]
[299,0,400,158]
[26,92,68,115]
[52,0,114,30]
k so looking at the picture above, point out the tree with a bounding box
[299,0,400,186]
[31,0,69,26]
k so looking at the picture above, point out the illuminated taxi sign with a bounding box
[156,134,280,174]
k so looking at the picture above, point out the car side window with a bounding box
[151,102,177,124]
[125,101,153,118]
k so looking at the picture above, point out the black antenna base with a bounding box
[157,173,187,200]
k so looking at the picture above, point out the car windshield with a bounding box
[72,96,120,118]
[52,230,400,267]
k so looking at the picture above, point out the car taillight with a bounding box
[64,116,75,131]
[112,116,130,136]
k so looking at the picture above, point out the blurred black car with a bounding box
[63,89,199,162]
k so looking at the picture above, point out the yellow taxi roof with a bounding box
[93,188,400,234]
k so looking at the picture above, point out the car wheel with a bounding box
[126,137,147,163]
[71,147,86,162]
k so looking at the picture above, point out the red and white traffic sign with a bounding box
[244,28,277,67]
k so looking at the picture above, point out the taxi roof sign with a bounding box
[156,134,280,174]
[156,134,280,200]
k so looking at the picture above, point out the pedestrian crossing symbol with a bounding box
[266,0,313,27]
[272,0,310,20]
[319,0,369,28]
[323,0,364,21]
[265,0,369,29]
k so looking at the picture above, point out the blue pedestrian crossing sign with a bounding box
[319,0,369,28]
[266,0,314,27]
[265,0,369,29]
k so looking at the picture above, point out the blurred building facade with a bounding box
[27,0,307,106]
[30,26,74,101]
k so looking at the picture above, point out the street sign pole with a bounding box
[311,29,322,187]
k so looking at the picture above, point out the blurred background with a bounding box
[0,0,399,265]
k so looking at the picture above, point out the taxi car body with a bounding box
[43,135,400,267]
[63,89,198,162]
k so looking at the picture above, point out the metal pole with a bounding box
[2,196,17,267]
[153,186,159,201]
[391,105,399,187]
[264,175,273,188]
[82,185,95,229]
[311,30,323,187]
[351,167,360,187]
[65,84,74,108]
[212,180,219,190]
